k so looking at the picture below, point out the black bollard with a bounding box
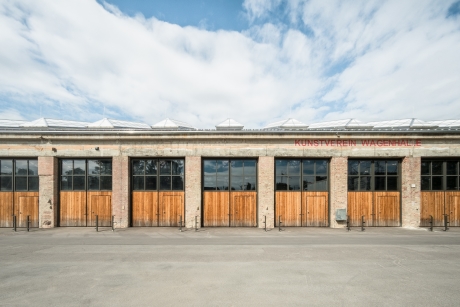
[179,215,182,232]
[361,215,365,232]
[13,215,17,232]
[347,215,350,232]
[96,215,98,232]
[27,215,30,232]
[278,215,282,232]
[429,215,433,232]
[195,216,198,232]
[444,214,449,231]
[112,215,115,232]
[264,215,267,232]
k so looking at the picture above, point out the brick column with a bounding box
[330,156,348,228]
[38,157,58,228]
[401,156,421,227]
[112,156,129,228]
[258,156,274,228]
[185,156,201,228]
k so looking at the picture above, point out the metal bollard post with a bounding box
[361,215,365,232]
[112,215,115,232]
[429,215,433,232]
[96,215,98,232]
[278,215,282,232]
[264,215,267,232]
[195,216,198,232]
[13,215,17,232]
[347,215,350,232]
[444,214,449,231]
[179,215,182,232]
[27,215,30,232]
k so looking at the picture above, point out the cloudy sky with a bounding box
[1,0,459,128]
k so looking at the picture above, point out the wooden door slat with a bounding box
[446,191,460,227]
[374,192,400,226]
[203,191,229,227]
[15,192,39,228]
[420,191,445,226]
[275,192,301,226]
[87,191,112,227]
[303,191,329,227]
[347,192,373,227]
[0,192,13,228]
[60,191,87,226]
[132,191,159,226]
[230,192,257,227]
[159,191,184,227]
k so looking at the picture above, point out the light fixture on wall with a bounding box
[94,147,99,151]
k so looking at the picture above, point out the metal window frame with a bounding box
[59,158,113,191]
[274,158,329,192]
[421,159,460,191]
[202,158,258,192]
[0,158,39,192]
[347,159,401,192]
[131,158,185,191]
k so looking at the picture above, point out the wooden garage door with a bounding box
[275,192,301,226]
[203,191,229,226]
[159,192,184,227]
[446,192,460,227]
[374,192,400,226]
[60,191,87,226]
[230,192,256,227]
[17,193,39,228]
[88,192,112,227]
[0,192,13,228]
[420,192,445,227]
[348,192,373,226]
[303,192,329,227]
[132,191,159,227]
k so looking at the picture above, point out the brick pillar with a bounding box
[38,157,58,228]
[401,156,421,227]
[330,156,348,228]
[112,156,129,228]
[185,156,201,228]
[258,156,274,229]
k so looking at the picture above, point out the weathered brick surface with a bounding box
[185,156,201,228]
[330,157,348,228]
[258,156,274,228]
[401,156,421,227]
[112,156,129,228]
[38,157,57,228]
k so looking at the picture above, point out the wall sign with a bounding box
[294,139,422,147]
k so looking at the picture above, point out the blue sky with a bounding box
[1,0,460,128]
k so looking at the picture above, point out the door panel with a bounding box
[230,192,256,227]
[18,195,39,228]
[203,192,229,226]
[446,192,460,227]
[303,192,329,227]
[132,191,159,226]
[159,192,184,227]
[60,191,87,226]
[275,192,301,226]
[374,192,400,226]
[0,192,13,228]
[87,192,112,227]
[420,192,445,227]
[348,192,373,226]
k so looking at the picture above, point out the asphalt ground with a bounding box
[1,226,460,307]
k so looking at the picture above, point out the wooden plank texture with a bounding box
[275,192,301,226]
[132,191,159,226]
[420,192,445,227]
[446,191,460,227]
[60,191,87,226]
[0,192,13,228]
[159,191,184,227]
[347,192,373,226]
[230,192,257,227]
[373,192,400,226]
[203,192,229,226]
[303,192,329,227]
[87,191,112,227]
[17,194,39,228]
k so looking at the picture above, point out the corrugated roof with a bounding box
[264,118,308,130]
[88,118,151,129]
[309,119,373,129]
[426,119,460,128]
[215,118,244,130]
[20,118,89,128]
[152,118,195,130]
[0,119,28,127]
[367,118,438,129]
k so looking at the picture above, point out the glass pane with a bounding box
[316,176,327,191]
[61,160,73,175]
[447,162,458,175]
[303,160,315,175]
[28,177,39,191]
[348,161,359,175]
[446,177,458,190]
[230,160,244,177]
[276,160,288,176]
[171,160,184,175]
[230,176,243,191]
[28,160,38,176]
[216,176,229,190]
[159,176,171,190]
[133,176,144,190]
[289,176,301,191]
[145,176,157,190]
[15,177,27,191]
[172,176,184,190]
[375,176,386,190]
[359,177,371,191]
[387,177,398,191]
[303,176,315,191]
[73,176,85,190]
[432,161,443,175]
[421,176,431,190]
[61,176,72,190]
[421,161,430,175]
[275,176,288,190]
[360,161,371,175]
[0,176,12,191]
[203,175,217,190]
[159,160,171,175]
[88,160,100,175]
[432,176,443,190]
[243,160,256,176]
[203,160,216,176]
[133,160,145,175]
[288,160,301,176]
[145,160,157,175]
[316,160,328,176]
[243,176,256,191]
[74,160,86,175]
[374,161,386,175]
[100,176,112,190]
[216,160,229,177]
[0,160,13,175]
[100,160,112,175]
[348,177,359,190]
[15,160,28,175]
[387,161,398,175]
[88,176,99,190]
